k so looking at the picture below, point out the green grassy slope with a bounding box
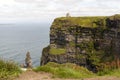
[34,62,95,79]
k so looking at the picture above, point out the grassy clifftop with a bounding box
[52,16,107,28]
[52,14,120,29]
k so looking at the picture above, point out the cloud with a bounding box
[14,0,38,3]
[0,0,120,22]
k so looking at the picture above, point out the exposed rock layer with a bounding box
[41,14,120,71]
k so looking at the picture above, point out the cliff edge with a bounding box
[41,14,120,72]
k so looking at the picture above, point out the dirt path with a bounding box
[15,70,120,80]
[15,70,53,80]
[15,70,73,80]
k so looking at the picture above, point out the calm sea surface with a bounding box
[0,23,50,66]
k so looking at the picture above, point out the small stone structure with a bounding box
[25,52,32,68]
[66,13,71,17]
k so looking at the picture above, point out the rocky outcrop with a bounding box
[41,14,120,72]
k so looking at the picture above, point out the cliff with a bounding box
[41,14,120,72]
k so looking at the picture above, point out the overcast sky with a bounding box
[0,0,120,23]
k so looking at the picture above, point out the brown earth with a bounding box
[15,70,120,80]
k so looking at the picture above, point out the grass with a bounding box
[0,59,21,80]
[69,41,75,47]
[34,62,95,79]
[97,68,120,77]
[34,62,120,79]
[109,14,120,20]
[49,48,66,55]
[53,16,107,28]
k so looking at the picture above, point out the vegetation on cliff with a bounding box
[49,48,66,55]
[98,68,120,77]
[35,62,120,79]
[52,16,107,28]
[0,59,21,80]
[35,62,95,78]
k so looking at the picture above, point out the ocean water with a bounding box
[0,23,50,66]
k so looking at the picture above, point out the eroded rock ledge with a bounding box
[41,14,120,72]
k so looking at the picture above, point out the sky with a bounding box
[0,0,120,23]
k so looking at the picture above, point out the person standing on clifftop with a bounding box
[25,52,32,68]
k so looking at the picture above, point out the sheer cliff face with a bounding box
[41,14,120,71]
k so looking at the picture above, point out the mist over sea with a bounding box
[0,23,50,66]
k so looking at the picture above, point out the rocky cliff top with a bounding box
[52,14,120,29]
[109,14,120,20]
[52,16,106,28]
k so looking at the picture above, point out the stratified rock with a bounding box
[41,14,120,72]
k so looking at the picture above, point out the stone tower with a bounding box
[66,13,70,17]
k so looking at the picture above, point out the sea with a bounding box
[0,22,50,67]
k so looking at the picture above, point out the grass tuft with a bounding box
[49,48,66,55]
[0,59,21,80]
